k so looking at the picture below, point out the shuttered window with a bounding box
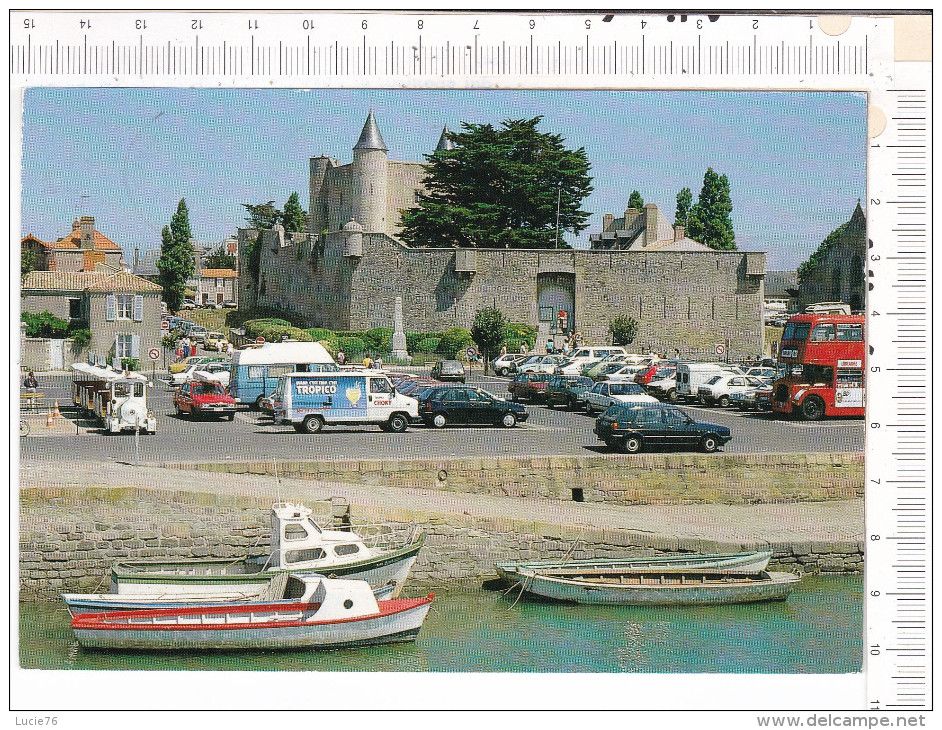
[105,294,116,321]
[133,295,144,322]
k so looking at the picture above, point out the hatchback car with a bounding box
[594,403,732,453]
[544,375,594,409]
[430,360,466,383]
[418,386,528,428]
[583,381,658,414]
[516,354,567,374]
[508,372,550,402]
[490,354,525,377]
[697,374,767,407]
[173,381,236,421]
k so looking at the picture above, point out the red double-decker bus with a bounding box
[771,313,866,420]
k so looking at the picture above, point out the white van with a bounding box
[675,362,745,402]
[271,371,419,434]
[556,347,628,375]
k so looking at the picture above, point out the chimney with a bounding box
[134,246,140,271]
[602,213,614,231]
[642,204,659,247]
[674,225,685,242]
[624,208,640,228]
[79,216,95,250]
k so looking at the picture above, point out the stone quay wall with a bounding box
[166,452,865,506]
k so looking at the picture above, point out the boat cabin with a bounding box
[267,502,376,570]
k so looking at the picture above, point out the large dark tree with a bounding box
[686,169,736,250]
[242,200,281,230]
[674,187,693,227]
[627,190,645,212]
[203,244,236,270]
[281,192,307,233]
[400,117,593,249]
[156,199,196,312]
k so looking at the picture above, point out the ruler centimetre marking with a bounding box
[9,10,931,712]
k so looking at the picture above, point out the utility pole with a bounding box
[555,183,562,249]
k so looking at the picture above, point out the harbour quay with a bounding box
[19,455,863,600]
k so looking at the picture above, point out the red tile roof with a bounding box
[22,222,122,252]
[200,268,238,278]
[23,270,163,293]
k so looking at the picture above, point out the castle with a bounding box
[240,112,766,358]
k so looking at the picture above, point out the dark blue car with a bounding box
[419,386,528,428]
[594,403,732,454]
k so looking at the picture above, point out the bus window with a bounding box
[134,382,145,397]
[836,323,864,341]
[810,324,836,342]
[836,369,863,388]
[296,363,310,372]
[782,322,811,342]
[248,366,265,379]
[268,364,294,379]
[802,364,833,386]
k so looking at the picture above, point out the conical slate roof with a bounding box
[353,110,388,151]
[436,126,456,152]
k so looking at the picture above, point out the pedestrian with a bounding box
[175,344,183,361]
[23,370,38,392]
[374,356,383,370]
[519,342,528,355]
[673,347,681,361]
[226,342,234,357]
[545,339,554,355]
[363,355,372,369]
[216,339,224,354]
[182,338,190,359]
[337,350,346,365]
[500,344,507,357]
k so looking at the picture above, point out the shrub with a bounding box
[69,328,92,348]
[415,337,441,354]
[21,311,69,339]
[120,358,139,371]
[503,322,537,349]
[436,327,473,358]
[364,327,393,352]
[609,315,639,346]
[338,336,368,356]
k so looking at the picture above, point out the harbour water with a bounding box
[20,575,861,673]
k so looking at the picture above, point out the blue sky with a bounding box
[19,88,865,270]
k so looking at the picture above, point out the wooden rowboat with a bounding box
[506,568,800,606]
[495,550,772,584]
[71,576,434,651]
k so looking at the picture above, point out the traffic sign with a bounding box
[466,346,478,359]
[147,348,160,361]
[713,343,727,357]
[256,337,265,344]
[160,320,170,331]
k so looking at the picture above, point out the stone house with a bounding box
[195,268,238,307]
[21,269,162,369]
[240,111,766,359]
[797,202,866,312]
[21,216,126,273]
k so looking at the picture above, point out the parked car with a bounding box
[555,347,629,376]
[169,358,230,386]
[203,332,229,351]
[730,383,774,411]
[490,353,524,377]
[418,386,528,428]
[173,380,236,421]
[583,381,658,414]
[544,375,594,410]
[430,360,466,383]
[646,372,680,402]
[507,372,550,402]
[697,374,767,407]
[594,403,732,454]
[745,367,777,380]
[192,361,232,389]
[596,363,647,382]
[187,326,210,344]
[180,299,197,310]
[222,300,238,308]
[397,378,442,397]
[675,362,745,402]
[516,354,567,374]
[635,363,677,386]
[169,355,205,375]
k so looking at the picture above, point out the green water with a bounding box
[20,576,861,673]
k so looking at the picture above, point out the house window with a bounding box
[216,278,223,287]
[68,298,82,319]
[116,294,133,320]
[116,334,134,359]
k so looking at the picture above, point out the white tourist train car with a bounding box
[71,363,157,434]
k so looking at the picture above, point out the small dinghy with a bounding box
[71,575,434,651]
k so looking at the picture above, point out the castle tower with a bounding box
[351,110,389,234]
[435,125,456,152]
[308,156,333,235]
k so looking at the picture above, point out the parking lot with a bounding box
[20,371,865,466]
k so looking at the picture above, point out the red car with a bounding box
[173,381,236,421]
[635,364,676,386]
[508,372,550,402]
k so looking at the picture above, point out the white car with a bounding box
[595,363,646,381]
[697,375,767,407]
[170,360,231,386]
[517,354,567,374]
[745,367,777,380]
[490,353,524,377]
[583,381,658,414]
[647,373,679,402]
[192,362,231,389]
[555,347,629,376]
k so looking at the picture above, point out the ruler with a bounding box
[9,9,932,713]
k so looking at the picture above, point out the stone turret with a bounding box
[342,219,364,258]
[435,126,456,152]
[351,110,388,234]
[308,156,333,235]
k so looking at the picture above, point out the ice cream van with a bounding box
[271,371,419,434]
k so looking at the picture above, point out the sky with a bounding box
[19,88,866,270]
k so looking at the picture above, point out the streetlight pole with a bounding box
[555,183,562,249]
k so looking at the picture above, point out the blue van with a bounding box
[229,341,338,408]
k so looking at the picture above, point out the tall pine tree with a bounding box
[627,190,645,212]
[400,117,593,249]
[281,192,307,232]
[156,198,196,312]
[686,169,736,250]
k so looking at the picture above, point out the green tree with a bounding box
[686,169,736,250]
[282,192,307,233]
[21,249,37,281]
[202,244,236,270]
[609,315,639,347]
[400,116,593,249]
[471,307,508,374]
[242,200,282,230]
[627,190,645,212]
[674,187,693,226]
[156,199,196,313]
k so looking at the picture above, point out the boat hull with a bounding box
[496,550,772,580]
[111,539,423,598]
[72,597,432,651]
[511,570,800,606]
